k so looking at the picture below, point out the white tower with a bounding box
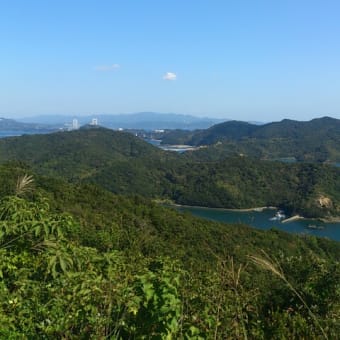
[72,118,79,129]
[91,118,98,126]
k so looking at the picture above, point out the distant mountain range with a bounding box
[0,117,51,130]
[18,112,225,130]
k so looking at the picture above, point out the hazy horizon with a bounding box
[1,111,338,126]
[1,1,340,122]
[0,111,338,128]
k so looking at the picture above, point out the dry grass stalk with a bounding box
[248,250,328,340]
[15,174,34,196]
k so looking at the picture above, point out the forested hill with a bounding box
[0,128,340,219]
[0,126,164,160]
[162,116,340,162]
[163,116,340,144]
[0,163,339,337]
[0,127,175,179]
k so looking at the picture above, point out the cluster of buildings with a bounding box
[65,118,98,131]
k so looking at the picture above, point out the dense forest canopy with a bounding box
[0,127,339,219]
[0,123,339,337]
[161,117,340,163]
[0,162,339,338]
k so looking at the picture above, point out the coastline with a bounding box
[320,216,340,223]
[168,203,277,212]
[281,215,303,223]
[281,214,340,224]
[165,203,340,223]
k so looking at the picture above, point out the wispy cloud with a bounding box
[94,64,120,71]
[163,72,177,81]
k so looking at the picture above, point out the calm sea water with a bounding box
[177,206,340,242]
[0,130,52,138]
[146,139,194,152]
[0,131,26,138]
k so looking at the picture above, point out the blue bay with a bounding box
[177,206,340,242]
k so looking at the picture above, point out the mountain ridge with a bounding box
[0,117,54,131]
[162,116,340,162]
[17,112,226,130]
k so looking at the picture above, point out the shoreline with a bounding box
[282,214,340,224]
[168,203,277,212]
[320,216,340,223]
[281,215,303,223]
[164,203,340,223]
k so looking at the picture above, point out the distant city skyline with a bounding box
[1,1,340,122]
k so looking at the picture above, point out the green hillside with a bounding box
[0,129,340,219]
[0,128,178,199]
[162,117,340,163]
[0,127,172,179]
[164,157,340,218]
[0,163,339,338]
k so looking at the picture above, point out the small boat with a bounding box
[269,210,286,221]
[307,224,324,230]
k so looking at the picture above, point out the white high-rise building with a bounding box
[91,118,98,126]
[72,118,79,129]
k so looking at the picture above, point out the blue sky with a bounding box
[1,0,340,122]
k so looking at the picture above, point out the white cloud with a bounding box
[163,72,177,81]
[94,64,120,71]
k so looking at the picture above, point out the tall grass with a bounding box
[249,250,328,339]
